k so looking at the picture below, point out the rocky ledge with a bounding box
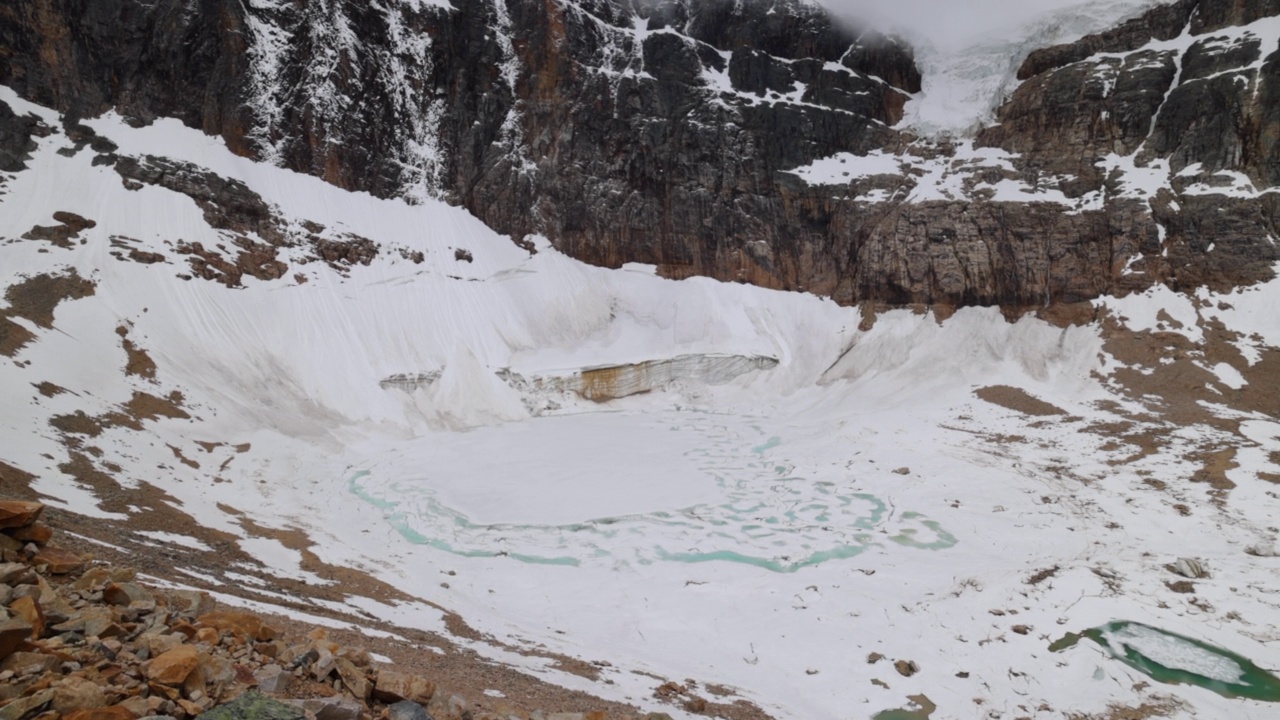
[0,500,673,720]
[2,0,1279,308]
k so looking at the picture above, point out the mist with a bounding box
[813,0,1170,52]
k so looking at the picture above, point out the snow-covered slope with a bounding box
[3,85,1280,719]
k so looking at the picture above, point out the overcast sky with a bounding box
[814,0,1164,52]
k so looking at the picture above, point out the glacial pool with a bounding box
[347,409,956,572]
[1052,621,1280,701]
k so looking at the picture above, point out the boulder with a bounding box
[0,563,29,585]
[333,657,371,701]
[373,670,435,705]
[166,591,215,618]
[53,676,110,714]
[0,501,43,529]
[63,707,140,720]
[104,583,155,607]
[196,691,306,720]
[1174,557,1208,579]
[79,606,125,638]
[287,698,361,720]
[32,545,84,574]
[8,595,44,639]
[7,522,52,544]
[140,633,186,658]
[1,650,59,675]
[196,611,277,642]
[0,616,33,660]
[253,664,288,694]
[73,566,137,591]
[386,701,433,720]
[0,688,54,720]
[147,644,200,686]
[118,697,151,717]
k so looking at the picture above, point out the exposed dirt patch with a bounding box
[0,316,36,356]
[49,410,108,437]
[118,325,158,379]
[4,268,97,327]
[1036,301,1101,328]
[1191,447,1239,496]
[1066,697,1182,719]
[33,380,68,396]
[1026,565,1060,586]
[976,385,1066,416]
[0,459,39,498]
[0,268,95,356]
[124,389,190,421]
[49,391,189,440]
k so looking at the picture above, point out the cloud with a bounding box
[814,0,1167,53]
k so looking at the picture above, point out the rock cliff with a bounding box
[1,0,1278,307]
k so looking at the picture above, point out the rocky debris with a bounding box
[372,671,435,706]
[305,235,379,271]
[109,155,380,286]
[114,156,286,247]
[893,660,919,677]
[4,0,1277,311]
[174,240,288,289]
[0,498,674,720]
[20,212,96,249]
[109,237,167,266]
[60,116,118,158]
[200,692,303,720]
[384,701,431,720]
[0,100,48,173]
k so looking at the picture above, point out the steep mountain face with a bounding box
[1,0,1278,307]
[977,0,1280,295]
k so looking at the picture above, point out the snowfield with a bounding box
[2,82,1279,720]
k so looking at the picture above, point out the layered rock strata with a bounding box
[0,0,1277,307]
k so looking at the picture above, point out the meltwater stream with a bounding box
[347,409,956,572]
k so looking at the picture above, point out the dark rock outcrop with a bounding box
[0,0,1278,308]
[0,100,46,172]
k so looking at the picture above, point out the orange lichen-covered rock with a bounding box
[197,611,278,642]
[146,645,200,686]
[0,500,43,529]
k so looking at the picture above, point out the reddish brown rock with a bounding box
[7,522,53,544]
[8,595,45,639]
[166,590,215,618]
[62,705,138,720]
[103,582,154,607]
[146,644,200,686]
[72,566,137,592]
[197,611,277,642]
[31,546,84,575]
[53,676,109,714]
[0,501,43,529]
[0,616,33,660]
[0,688,55,720]
[1,650,59,675]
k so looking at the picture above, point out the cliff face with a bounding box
[1,0,1278,307]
